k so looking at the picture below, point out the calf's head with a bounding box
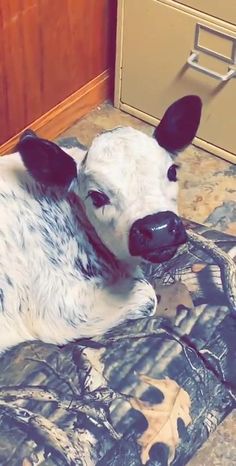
[18,95,202,264]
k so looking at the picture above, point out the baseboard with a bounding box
[0,70,111,156]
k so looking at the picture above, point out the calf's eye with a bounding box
[167,164,179,182]
[88,190,110,208]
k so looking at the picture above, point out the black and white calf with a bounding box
[0,95,202,352]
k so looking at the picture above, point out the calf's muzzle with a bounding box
[129,211,187,263]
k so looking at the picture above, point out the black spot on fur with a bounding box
[80,152,88,167]
[74,256,97,280]
[28,224,36,233]
[5,275,13,287]
[0,289,4,311]
[49,256,61,267]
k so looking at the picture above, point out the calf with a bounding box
[0,95,201,352]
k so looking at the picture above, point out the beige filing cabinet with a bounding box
[115,0,236,163]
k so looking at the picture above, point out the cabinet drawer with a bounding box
[174,0,236,25]
[120,0,236,159]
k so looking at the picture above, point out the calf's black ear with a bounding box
[154,95,202,153]
[17,130,77,188]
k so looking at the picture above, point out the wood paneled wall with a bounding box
[0,0,116,146]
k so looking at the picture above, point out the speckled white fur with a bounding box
[0,127,178,353]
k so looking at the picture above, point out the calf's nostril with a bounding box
[139,227,153,242]
[168,217,181,236]
[171,225,178,236]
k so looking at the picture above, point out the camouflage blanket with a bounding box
[0,139,235,466]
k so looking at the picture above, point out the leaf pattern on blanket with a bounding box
[153,281,193,321]
[130,375,192,464]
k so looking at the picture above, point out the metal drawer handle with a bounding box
[187,52,236,81]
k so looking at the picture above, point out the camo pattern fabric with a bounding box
[0,139,235,466]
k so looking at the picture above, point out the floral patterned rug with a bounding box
[178,145,236,237]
